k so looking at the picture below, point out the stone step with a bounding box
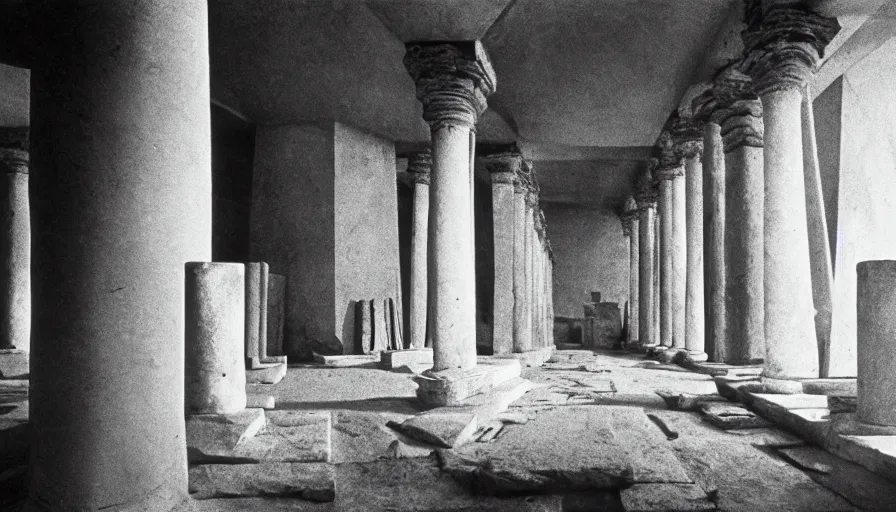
[246,361,286,384]
[188,462,334,501]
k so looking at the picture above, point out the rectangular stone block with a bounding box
[380,348,433,369]
[246,362,287,384]
[188,462,335,501]
[414,359,521,406]
[234,411,332,463]
[496,346,554,367]
[186,408,266,461]
[314,353,379,367]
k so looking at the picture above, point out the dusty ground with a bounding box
[3,350,896,511]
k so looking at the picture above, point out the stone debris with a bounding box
[386,439,435,459]
[234,411,331,463]
[724,427,803,448]
[699,403,772,430]
[380,348,433,370]
[390,412,479,449]
[620,483,716,512]
[246,394,275,409]
[497,411,532,425]
[475,421,505,443]
[647,413,679,440]
[656,390,727,411]
[188,462,335,501]
[312,353,379,367]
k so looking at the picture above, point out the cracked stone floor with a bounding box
[4,350,896,511]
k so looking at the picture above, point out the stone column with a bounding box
[657,168,674,349]
[637,170,658,347]
[512,170,533,353]
[404,42,496,371]
[856,261,896,426]
[547,246,555,347]
[407,150,431,349]
[28,1,210,509]
[653,200,662,346]
[655,138,687,351]
[525,190,537,349]
[718,69,766,365]
[693,92,726,362]
[742,3,839,379]
[0,139,30,379]
[622,197,640,345]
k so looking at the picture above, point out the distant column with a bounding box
[637,169,658,347]
[404,41,496,371]
[622,197,640,345]
[407,150,431,349]
[512,166,533,353]
[655,131,687,351]
[742,3,839,379]
[677,122,706,361]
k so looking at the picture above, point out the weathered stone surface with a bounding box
[475,421,505,443]
[700,403,772,430]
[656,391,727,411]
[620,483,715,512]
[724,428,803,448]
[246,362,287,384]
[221,411,331,463]
[380,348,433,369]
[186,408,266,461]
[393,412,478,449]
[314,353,379,367]
[778,446,832,474]
[387,439,435,459]
[497,346,554,368]
[802,378,856,397]
[266,273,286,358]
[0,350,28,379]
[415,359,521,406]
[246,394,275,410]
[188,462,335,501]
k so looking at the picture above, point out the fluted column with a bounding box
[693,92,726,362]
[622,197,640,345]
[742,2,839,379]
[405,41,496,371]
[637,170,658,347]
[28,2,210,508]
[717,68,767,365]
[407,151,431,349]
[0,139,30,368]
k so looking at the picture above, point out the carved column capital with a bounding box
[480,143,523,186]
[721,99,764,153]
[404,41,497,131]
[741,2,840,95]
[405,150,432,185]
[0,148,28,175]
[636,164,659,207]
[621,196,640,236]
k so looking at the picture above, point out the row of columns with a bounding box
[624,1,840,381]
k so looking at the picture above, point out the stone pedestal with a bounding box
[408,151,431,349]
[722,96,766,366]
[743,5,839,379]
[0,145,29,378]
[856,261,896,426]
[27,2,211,508]
[185,262,248,415]
[405,41,495,372]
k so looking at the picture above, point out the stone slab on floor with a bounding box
[699,403,772,430]
[246,394,275,409]
[444,405,692,495]
[313,353,379,367]
[231,411,332,463]
[745,393,832,445]
[415,359,521,406]
[680,359,762,378]
[620,483,715,512]
[0,350,28,379]
[246,362,287,384]
[496,346,554,367]
[186,408,266,461]
[656,391,727,411]
[802,378,857,397]
[392,412,478,449]
[380,348,432,369]
[188,462,334,502]
[828,434,896,485]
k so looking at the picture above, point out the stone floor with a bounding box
[3,350,896,510]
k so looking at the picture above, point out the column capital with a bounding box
[671,118,704,160]
[621,196,639,236]
[654,131,686,181]
[404,149,432,186]
[741,2,840,95]
[636,165,659,207]
[0,148,28,175]
[479,143,523,185]
[691,89,721,125]
[404,41,497,131]
[721,99,764,152]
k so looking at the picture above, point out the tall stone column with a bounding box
[546,246,555,347]
[653,196,662,346]
[512,169,533,353]
[718,69,766,365]
[742,2,839,379]
[622,197,640,345]
[655,136,687,351]
[657,168,674,349]
[534,213,545,348]
[0,138,30,379]
[405,41,496,371]
[637,170,658,347]
[28,1,210,509]
[525,190,537,349]
[856,261,896,426]
[407,150,431,349]
[693,92,726,362]
[679,127,706,361]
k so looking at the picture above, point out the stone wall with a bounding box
[542,202,629,319]
[818,37,896,377]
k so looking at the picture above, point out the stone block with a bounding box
[620,483,715,512]
[188,462,335,501]
[313,353,379,367]
[700,403,772,430]
[380,348,433,369]
[802,378,857,397]
[496,346,554,367]
[266,273,286,358]
[246,361,287,384]
[590,292,602,303]
[392,412,478,448]
[595,302,622,348]
[235,412,331,463]
[186,408,266,461]
[656,391,727,411]
[414,359,521,406]
[246,394,275,410]
[583,303,596,317]
[0,350,28,379]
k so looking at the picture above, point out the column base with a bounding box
[0,349,28,379]
[246,362,287,384]
[414,359,521,406]
[496,346,554,368]
[380,348,433,370]
[684,351,708,363]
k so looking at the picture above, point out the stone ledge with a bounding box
[380,348,433,370]
[246,362,286,384]
[313,353,380,367]
[188,462,335,501]
[0,350,28,379]
[414,359,521,407]
[495,346,554,367]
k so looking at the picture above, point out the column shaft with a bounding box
[671,174,687,349]
[659,180,674,347]
[513,189,532,352]
[410,180,430,348]
[856,261,896,426]
[0,149,29,354]
[491,173,515,354]
[29,1,210,508]
[685,154,705,357]
[638,206,656,346]
[525,201,535,349]
[702,123,726,362]
[628,221,640,344]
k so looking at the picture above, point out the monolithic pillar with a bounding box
[856,261,896,426]
[512,169,533,353]
[28,1,210,509]
[525,190,537,349]
[655,136,687,351]
[0,140,30,378]
[657,169,674,349]
[693,92,726,362]
[622,197,640,345]
[407,150,431,349]
[742,3,839,379]
[637,170,658,347]
[404,41,496,371]
[718,69,766,365]
[678,124,706,360]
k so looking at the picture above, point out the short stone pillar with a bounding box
[185,262,247,415]
[718,68,766,366]
[637,170,658,347]
[407,150,431,349]
[0,141,30,379]
[742,3,840,379]
[621,197,640,345]
[856,261,896,426]
[404,41,495,372]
